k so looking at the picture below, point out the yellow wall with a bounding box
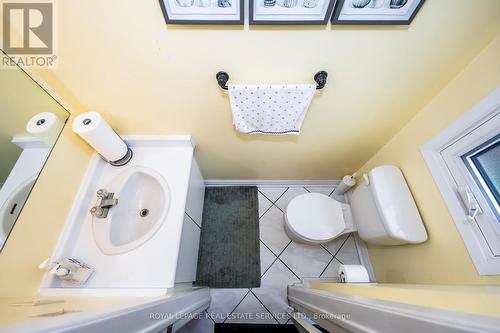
[0,54,68,181]
[36,0,500,179]
[356,33,500,285]
[310,283,500,317]
[0,68,91,296]
[1,0,500,298]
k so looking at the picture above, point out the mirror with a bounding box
[0,51,70,251]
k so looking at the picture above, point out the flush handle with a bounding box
[363,173,370,185]
[458,185,482,221]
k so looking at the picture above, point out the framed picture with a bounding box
[331,0,425,25]
[249,0,336,25]
[159,0,244,24]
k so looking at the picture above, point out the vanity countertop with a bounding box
[0,287,210,332]
[38,136,196,296]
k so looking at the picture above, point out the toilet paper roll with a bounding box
[333,174,357,196]
[72,112,128,162]
[26,112,64,146]
[338,264,370,283]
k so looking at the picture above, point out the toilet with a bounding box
[284,165,428,246]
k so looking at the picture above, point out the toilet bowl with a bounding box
[284,192,355,244]
[284,165,429,246]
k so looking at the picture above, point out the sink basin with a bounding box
[92,166,170,255]
[0,176,36,246]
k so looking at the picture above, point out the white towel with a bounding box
[228,84,316,135]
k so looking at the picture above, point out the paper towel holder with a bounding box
[107,147,133,167]
[73,112,134,167]
[107,124,133,166]
[80,119,134,166]
[91,121,133,167]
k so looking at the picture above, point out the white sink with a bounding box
[92,166,170,255]
[0,176,36,245]
[39,136,204,295]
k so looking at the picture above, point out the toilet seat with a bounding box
[285,193,347,243]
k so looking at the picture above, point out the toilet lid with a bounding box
[286,193,345,242]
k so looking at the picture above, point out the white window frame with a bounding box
[421,87,500,275]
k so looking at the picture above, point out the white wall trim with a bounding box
[205,179,340,187]
[121,135,195,148]
[288,285,500,333]
[204,179,376,281]
[11,136,49,149]
[352,234,376,282]
[420,86,500,275]
[344,190,376,282]
[4,288,210,333]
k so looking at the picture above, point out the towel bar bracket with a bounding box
[216,71,230,90]
[216,71,327,90]
[314,71,327,90]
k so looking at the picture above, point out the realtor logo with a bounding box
[2,2,53,54]
[1,1,56,67]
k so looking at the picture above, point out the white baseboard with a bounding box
[205,179,340,187]
[344,189,376,282]
[353,233,376,282]
[203,178,376,281]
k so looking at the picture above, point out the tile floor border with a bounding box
[178,184,370,332]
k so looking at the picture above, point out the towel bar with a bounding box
[216,71,328,90]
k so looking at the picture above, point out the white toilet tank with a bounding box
[350,165,427,245]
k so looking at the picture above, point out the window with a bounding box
[421,87,500,275]
[462,135,500,221]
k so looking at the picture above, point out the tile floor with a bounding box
[178,186,363,332]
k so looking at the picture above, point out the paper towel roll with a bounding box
[338,264,370,283]
[26,112,64,146]
[72,112,128,162]
[333,174,357,196]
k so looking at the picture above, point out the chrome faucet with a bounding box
[90,189,118,218]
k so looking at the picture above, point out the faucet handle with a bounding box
[97,189,108,198]
[90,206,103,216]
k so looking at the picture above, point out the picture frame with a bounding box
[249,0,336,25]
[331,0,425,25]
[159,0,244,25]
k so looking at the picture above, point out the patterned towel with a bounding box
[228,84,316,135]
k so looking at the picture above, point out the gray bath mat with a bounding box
[195,186,260,288]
